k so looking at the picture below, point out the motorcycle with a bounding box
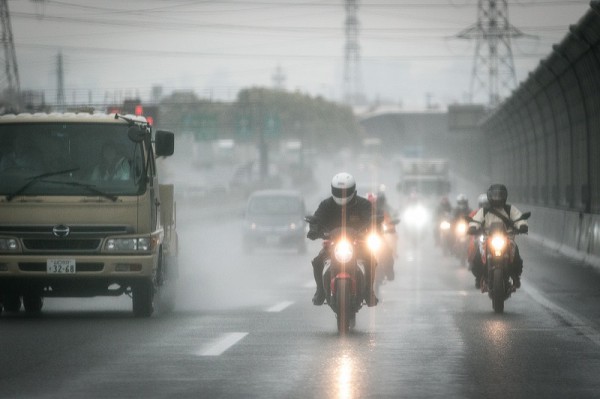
[453,217,469,267]
[305,216,381,334]
[374,217,400,297]
[438,212,453,256]
[468,211,531,313]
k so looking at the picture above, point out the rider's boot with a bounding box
[364,264,379,307]
[312,263,326,306]
[512,274,521,289]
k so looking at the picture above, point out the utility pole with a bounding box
[343,0,363,106]
[456,0,528,107]
[56,52,65,111]
[0,0,20,110]
[272,64,286,91]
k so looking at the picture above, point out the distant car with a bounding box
[243,189,307,253]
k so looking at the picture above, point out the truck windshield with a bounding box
[0,122,146,197]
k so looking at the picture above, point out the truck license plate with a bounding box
[47,259,76,274]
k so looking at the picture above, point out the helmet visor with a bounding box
[332,185,356,200]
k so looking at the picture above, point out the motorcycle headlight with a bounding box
[334,239,354,263]
[104,237,155,253]
[455,221,467,235]
[440,221,451,230]
[367,232,382,252]
[490,234,507,255]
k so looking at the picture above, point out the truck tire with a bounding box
[132,281,154,318]
[3,293,21,313]
[23,293,43,313]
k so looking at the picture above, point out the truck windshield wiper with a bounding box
[6,167,80,202]
[41,180,118,202]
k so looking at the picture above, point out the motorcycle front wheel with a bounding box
[492,268,505,314]
[336,279,352,334]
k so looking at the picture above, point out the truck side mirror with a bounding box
[155,131,174,157]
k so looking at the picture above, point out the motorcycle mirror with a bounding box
[515,211,531,222]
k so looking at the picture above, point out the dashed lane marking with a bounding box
[196,332,249,356]
[266,301,294,312]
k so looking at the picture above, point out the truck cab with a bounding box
[0,112,177,317]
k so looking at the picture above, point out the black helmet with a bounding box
[487,184,508,208]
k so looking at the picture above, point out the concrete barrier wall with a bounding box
[525,203,600,268]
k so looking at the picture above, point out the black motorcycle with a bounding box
[305,217,380,333]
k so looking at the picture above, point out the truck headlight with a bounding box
[105,237,153,253]
[0,238,19,252]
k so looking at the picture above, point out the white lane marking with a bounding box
[196,332,248,356]
[523,282,600,347]
[266,301,294,312]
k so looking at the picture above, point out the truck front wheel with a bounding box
[132,281,154,317]
[23,293,43,313]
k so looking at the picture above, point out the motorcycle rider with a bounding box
[434,196,452,246]
[468,184,528,289]
[368,188,397,281]
[307,172,379,307]
[468,194,489,288]
[452,193,472,222]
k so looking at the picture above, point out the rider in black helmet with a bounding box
[306,172,379,307]
[469,184,528,289]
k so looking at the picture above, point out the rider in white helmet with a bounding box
[306,172,379,307]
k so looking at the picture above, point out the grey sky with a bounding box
[8,0,591,109]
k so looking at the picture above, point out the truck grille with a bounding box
[23,239,101,251]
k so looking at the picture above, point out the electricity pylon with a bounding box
[0,0,20,108]
[457,0,528,107]
[343,0,363,106]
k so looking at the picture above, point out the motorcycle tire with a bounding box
[492,268,505,314]
[336,279,352,334]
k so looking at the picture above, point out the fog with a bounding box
[157,129,485,312]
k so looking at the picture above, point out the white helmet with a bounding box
[331,172,356,206]
[477,193,489,208]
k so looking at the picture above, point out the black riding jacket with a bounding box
[308,195,374,238]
